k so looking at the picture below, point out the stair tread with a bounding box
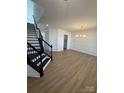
[27,49,39,53]
[28,53,46,61]
[31,45,40,47]
[35,55,49,65]
[29,43,40,45]
[27,51,38,57]
[42,57,50,67]
[27,36,38,38]
[27,39,38,41]
[27,36,37,38]
[27,38,38,41]
[27,42,39,44]
[27,34,37,36]
[27,43,40,48]
[27,31,36,33]
[27,52,39,58]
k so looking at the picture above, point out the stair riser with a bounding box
[27,31,36,34]
[27,34,37,36]
[28,43,40,47]
[27,38,38,41]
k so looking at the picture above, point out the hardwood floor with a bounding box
[27,50,97,93]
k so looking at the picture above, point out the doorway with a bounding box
[63,35,68,50]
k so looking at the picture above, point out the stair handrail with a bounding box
[33,15,38,29]
[42,38,52,47]
[41,38,53,60]
[32,16,53,60]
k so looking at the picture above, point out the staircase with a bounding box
[27,18,53,77]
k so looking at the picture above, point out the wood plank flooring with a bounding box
[27,50,97,93]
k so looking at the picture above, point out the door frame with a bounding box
[63,35,68,50]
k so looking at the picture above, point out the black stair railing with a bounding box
[33,15,53,60]
[41,38,53,60]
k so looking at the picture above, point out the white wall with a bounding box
[42,28,71,51]
[33,3,45,23]
[70,29,97,56]
[27,0,44,23]
[49,28,58,51]
[57,29,71,51]
[27,0,34,23]
[38,26,96,56]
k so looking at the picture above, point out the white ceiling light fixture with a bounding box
[46,24,49,26]
[75,34,87,38]
[80,34,82,37]
[75,34,79,37]
[83,34,87,37]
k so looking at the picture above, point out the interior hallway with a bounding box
[27,50,97,93]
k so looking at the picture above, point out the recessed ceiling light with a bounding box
[80,34,82,37]
[46,24,49,26]
[75,35,79,37]
[83,35,87,37]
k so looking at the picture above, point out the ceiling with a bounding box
[33,0,97,31]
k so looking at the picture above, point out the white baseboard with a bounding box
[70,48,97,56]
